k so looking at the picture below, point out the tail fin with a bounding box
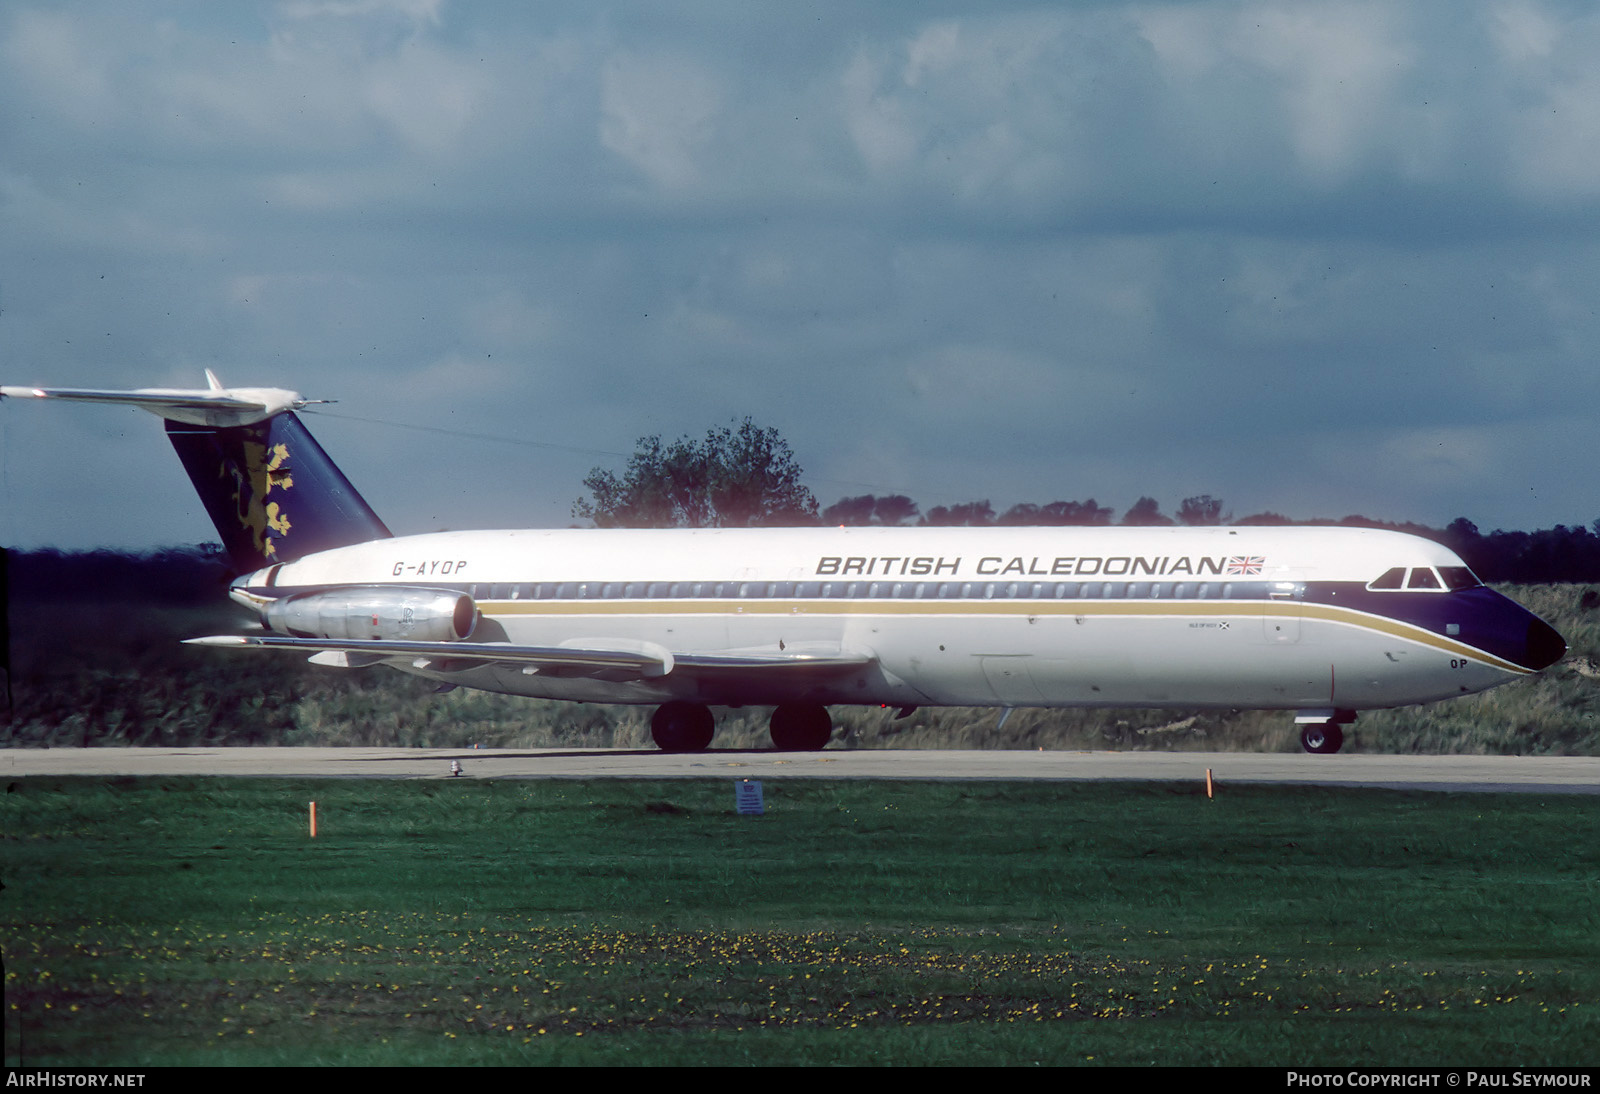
[2,374,391,570]
[165,411,391,570]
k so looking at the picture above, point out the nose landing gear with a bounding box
[1297,709,1355,754]
[1299,722,1344,754]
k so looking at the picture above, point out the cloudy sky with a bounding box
[2,0,1597,551]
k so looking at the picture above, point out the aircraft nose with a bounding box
[1458,588,1566,672]
[1522,616,1566,671]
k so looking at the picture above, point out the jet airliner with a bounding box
[1,374,1566,753]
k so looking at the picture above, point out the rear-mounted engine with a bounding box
[264,586,477,642]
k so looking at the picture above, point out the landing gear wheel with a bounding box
[651,702,715,753]
[1300,722,1345,754]
[769,703,833,751]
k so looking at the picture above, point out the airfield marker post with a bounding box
[310,801,317,837]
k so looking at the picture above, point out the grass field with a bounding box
[3,777,1597,1066]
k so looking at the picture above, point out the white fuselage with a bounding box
[235,524,1545,713]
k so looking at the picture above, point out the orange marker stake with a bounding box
[1205,769,1214,799]
[310,800,317,838]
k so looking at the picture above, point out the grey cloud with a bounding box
[2,1,1598,551]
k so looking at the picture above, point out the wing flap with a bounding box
[674,645,874,671]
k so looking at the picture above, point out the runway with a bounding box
[4,746,1598,793]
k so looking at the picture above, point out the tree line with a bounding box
[571,419,1600,582]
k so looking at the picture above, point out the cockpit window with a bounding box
[1438,566,1481,590]
[1406,568,1442,590]
[1368,567,1406,590]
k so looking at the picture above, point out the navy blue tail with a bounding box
[166,412,391,571]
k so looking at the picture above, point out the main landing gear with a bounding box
[769,703,833,751]
[650,701,714,753]
[647,702,835,752]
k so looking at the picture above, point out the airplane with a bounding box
[1,373,1567,754]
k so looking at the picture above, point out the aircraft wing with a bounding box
[184,635,873,681]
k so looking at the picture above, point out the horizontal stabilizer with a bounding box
[1,370,313,428]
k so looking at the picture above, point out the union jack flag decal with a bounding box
[1227,556,1265,575]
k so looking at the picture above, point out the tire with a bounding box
[769,703,832,751]
[1300,722,1345,755]
[651,702,715,752]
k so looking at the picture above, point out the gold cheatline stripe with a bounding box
[476,597,1529,675]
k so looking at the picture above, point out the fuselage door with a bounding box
[1264,579,1305,644]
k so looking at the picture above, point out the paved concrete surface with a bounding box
[4,747,1598,793]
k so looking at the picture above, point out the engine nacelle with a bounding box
[264,586,477,642]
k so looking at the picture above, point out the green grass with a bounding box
[4,778,1597,1065]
